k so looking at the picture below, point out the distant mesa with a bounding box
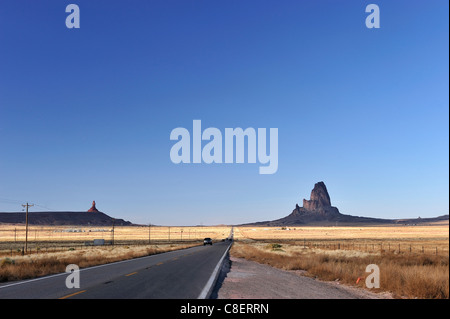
[243,181,449,226]
[87,201,100,213]
[0,201,132,226]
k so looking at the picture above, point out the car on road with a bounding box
[203,238,213,245]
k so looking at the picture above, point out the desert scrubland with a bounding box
[0,225,232,282]
[0,225,231,254]
[231,225,449,299]
[1,223,448,299]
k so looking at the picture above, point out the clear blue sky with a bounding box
[0,0,448,225]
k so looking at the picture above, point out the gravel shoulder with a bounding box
[215,256,392,299]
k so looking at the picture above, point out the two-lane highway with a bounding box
[0,240,231,299]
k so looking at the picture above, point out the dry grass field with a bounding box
[234,225,449,241]
[0,225,232,282]
[231,225,449,299]
[0,225,232,256]
[233,225,449,255]
[0,243,199,282]
[1,223,448,299]
[0,224,232,242]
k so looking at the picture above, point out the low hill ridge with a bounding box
[0,211,132,226]
[242,182,448,226]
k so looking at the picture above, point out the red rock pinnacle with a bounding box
[87,201,100,213]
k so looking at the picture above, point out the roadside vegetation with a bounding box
[0,243,198,282]
[231,241,449,299]
[0,225,232,283]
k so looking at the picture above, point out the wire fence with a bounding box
[0,225,232,257]
[296,240,449,256]
[236,237,449,257]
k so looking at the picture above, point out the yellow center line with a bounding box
[125,272,138,277]
[59,290,87,299]
[156,262,164,266]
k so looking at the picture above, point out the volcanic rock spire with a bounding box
[292,181,341,219]
[302,181,332,211]
[241,181,449,226]
[87,201,100,213]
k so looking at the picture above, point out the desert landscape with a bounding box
[0,182,448,298]
[0,222,448,299]
[229,224,449,299]
[0,225,232,283]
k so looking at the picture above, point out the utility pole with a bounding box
[111,218,115,246]
[22,203,34,255]
[148,223,151,244]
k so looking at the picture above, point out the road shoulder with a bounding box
[215,256,392,299]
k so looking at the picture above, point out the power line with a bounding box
[0,197,24,205]
[33,204,58,211]
[22,202,34,255]
[0,198,57,211]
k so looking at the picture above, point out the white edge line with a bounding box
[197,242,231,299]
[0,245,199,290]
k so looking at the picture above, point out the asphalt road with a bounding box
[0,240,231,299]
